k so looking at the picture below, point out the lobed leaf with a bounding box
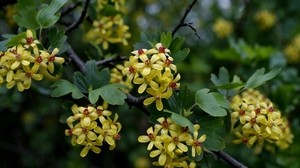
[195,88,228,117]
[244,67,281,89]
[88,84,127,105]
[36,0,68,28]
[50,79,85,99]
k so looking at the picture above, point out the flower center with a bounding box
[239,110,245,116]
[49,56,55,62]
[36,56,43,63]
[138,49,144,55]
[26,37,33,44]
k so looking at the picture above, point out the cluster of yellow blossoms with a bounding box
[65,103,121,157]
[284,34,300,63]
[85,0,131,50]
[138,117,206,168]
[254,10,276,30]
[212,18,233,39]
[0,30,64,91]
[121,43,181,111]
[230,89,293,151]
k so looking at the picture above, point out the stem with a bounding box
[66,46,86,72]
[172,0,198,36]
[66,0,91,34]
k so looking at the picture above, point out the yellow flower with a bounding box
[73,106,98,127]
[44,48,64,73]
[133,69,159,93]
[14,65,44,90]
[73,121,98,144]
[135,53,164,76]
[144,86,172,111]
[79,140,102,157]
[21,29,40,48]
[2,45,34,70]
[284,34,300,63]
[138,126,162,150]
[254,10,276,30]
[232,131,257,147]
[186,124,206,157]
[212,18,233,39]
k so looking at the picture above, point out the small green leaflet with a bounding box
[36,0,68,28]
[245,67,281,89]
[5,32,26,48]
[160,32,172,48]
[50,79,85,99]
[195,88,228,117]
[89,84,127,105]
[164,110,194,133]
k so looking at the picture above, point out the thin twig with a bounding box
[126,93,151,116]
[178,23,201,39]
[96,56,128,66]
[172,0,198,36]
[66,46,86,72]
[209,150,248,168]
[66,0,91,34]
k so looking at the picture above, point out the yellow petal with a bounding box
[158,153,166,165]
[87,131,97,140]
[143,97,156,106]
[80,146,90,157]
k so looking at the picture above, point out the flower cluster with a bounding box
[284,34,300,63]
[110,64,133,92]
[212,18,233,39]
[138,117,206,167]
[0,30,64,92]
[230,89,293,150]
[84,0,131,50]
[254,10,276,30]
[65,103,122,157]
[122,43,181,111]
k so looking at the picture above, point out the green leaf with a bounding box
[14,0,39,29]
[160,32,172,48]
[5,32,26,48]
[171,48,190,63]
[85,42,103,60]
[36,0,68,28]
[85,61,110,89]
[169,36,185,53]
[245,67,281,89]
[195,88,228,117]
[50,79,85,99]
[213,83,245,90]
[73,71,89,93]
[89,84,127,105]
[164,110,194,133]
[48,27,67,50]
[211,67,229,85]
[199,116,224,132]
[201,130,225,151]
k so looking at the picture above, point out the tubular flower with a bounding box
[230,89,293,151]
[65,103,122,157]
[84,0,131,50]
[123,43,181,111]
[254,10,276,30]
[0,30,65,92]
[138,117,206,167]
[212,18,233,39]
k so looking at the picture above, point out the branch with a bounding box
[61,1,82,17]
[96,56,128,67]
[125,94,151,116]
[66,0,90,34]
[172,0,199,36]
[66,46,86,72]
[178,23,201,40]
[205,149,248,168]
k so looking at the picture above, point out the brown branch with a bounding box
[66,46,86,72]
[178,23,201,39]
[96,56,128,66]
[66,0,90,34]
[204,149,248,168]
[172,0,198,36]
